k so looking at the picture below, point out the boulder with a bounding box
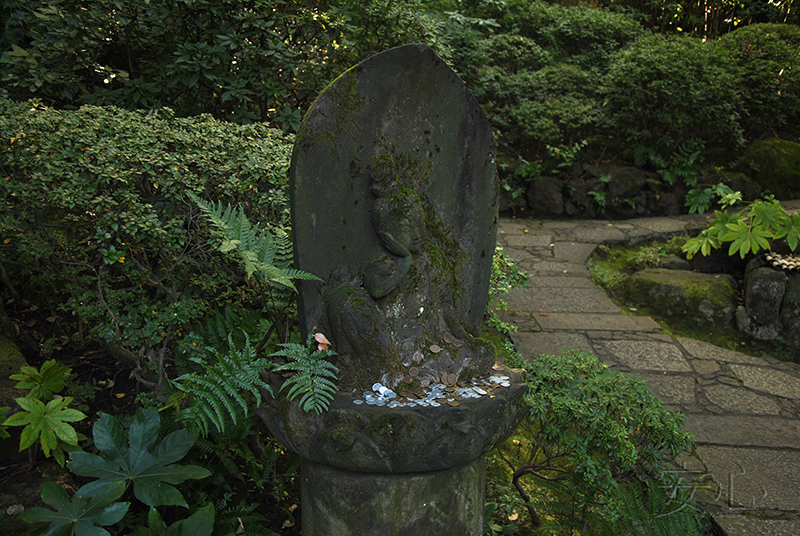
[740,138,800,199]
[526,176,564,216]
[744,267,787,324]
[660,255,692,271]
[620,269,738,329]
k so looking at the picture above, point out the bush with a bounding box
[0,0,442,127]
[604,33,744,160]
[503,349,692,531]
[718,23,800,137]
[504,0,644,72]
[0,98,293,370]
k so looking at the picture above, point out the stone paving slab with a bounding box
[683,414,800,448]
[696,445,800,511]
[714,516,800,536]
[629,372,696,406]
[728,364,800,400]
[504,287,619,314]
[511,331,595,358]
[552,241,597,264]
[527,275,597,288]
[602,339,693,372]
[678,337,769,365]
[534,312,661,332]
[498,213,800,535]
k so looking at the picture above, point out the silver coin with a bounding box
[500,382,511,387]
[388,402,399,408]
[375,399,386,406]
[372,382,383,391]
[353,399,364,405]
[474,387,487,395]
[429,401,441,407]
[365,399,376,405]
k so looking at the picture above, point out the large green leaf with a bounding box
[69,408,210,507]
[4,396,86,457]
[10,360,71,401]
[131,504,215,536]
[18,481,129,536]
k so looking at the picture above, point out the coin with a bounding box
[430,344,442,353]
[353,399,364,405]
[403,376,413,384]
[409,367,420,377]
[447,400,460,407]
[447,373,458,385]
[443,333,454,344]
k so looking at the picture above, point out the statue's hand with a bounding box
[365,255,411,299]
[379,231,412,257]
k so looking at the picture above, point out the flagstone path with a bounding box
[497,206,800,536]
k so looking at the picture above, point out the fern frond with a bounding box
[188,192,321,290]
[174,334,274,436]
[271,333,339,415]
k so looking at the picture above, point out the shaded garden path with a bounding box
[498,207,800,536]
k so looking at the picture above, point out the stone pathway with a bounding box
[497,209,800,536]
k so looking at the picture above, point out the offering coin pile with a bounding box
[352,374,512,408]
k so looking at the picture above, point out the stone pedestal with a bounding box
[301,457,485,536]
[257,366,527,535]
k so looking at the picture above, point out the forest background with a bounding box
[1,0,799,534]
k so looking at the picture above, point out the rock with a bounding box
[740,138,800,199]
[526,176,564,216]
[778,274,800,347]
[620,269,738,329]
[715,170,763,202]
[660,255,692,271]
[689,246,750,274]
[606,165,648,200]
[743,267,787,324]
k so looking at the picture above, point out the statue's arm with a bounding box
[365,255,411,299]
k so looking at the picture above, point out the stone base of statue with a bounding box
[256,366,527,536]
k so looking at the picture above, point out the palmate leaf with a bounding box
[10,359,71,401]
[69,408,210,508]
[722,220,773,258]
[19,481,129,536]
[4,396,86,457]
[773,212,800,252]
[130,504,215,536]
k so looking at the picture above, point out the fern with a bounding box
[188,192,320,292]
[610,479,700,536]
[173,334,274,437]
[271,333,339,415]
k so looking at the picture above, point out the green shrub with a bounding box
[503,349,692,531]
[0,98,293,370]
[504,0,644,71]
[604,33,744,164]
[0,0,442,127]
[505,64,603,150]
[718,23,800,137]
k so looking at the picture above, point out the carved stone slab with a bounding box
[290,44,498,391]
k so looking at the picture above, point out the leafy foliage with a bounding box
[18,481,129,536]
[0,0,442,128]
[683,197,800,259]
[69,408,211,507]
[607,479,700,536]
[4,396,86,464]
[487,242,529,336]
[10,359,71,401]
[0,98,293,384]
[188,192,320,293]
[172,334,274,437]
[502,349,692,530]
[130,504,214,536]
[271,333,340,415]
[604,34,744,163]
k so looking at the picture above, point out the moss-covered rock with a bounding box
[740,138,800,199]
[620,269,738,330]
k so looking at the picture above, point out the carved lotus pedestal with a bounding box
[257,366,527,536]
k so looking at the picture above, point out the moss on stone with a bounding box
[740,138,800,199]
